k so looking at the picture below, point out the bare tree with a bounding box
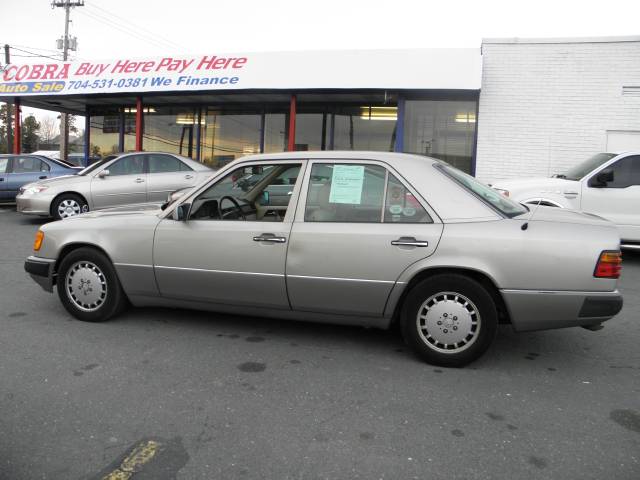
[40,116,58,147]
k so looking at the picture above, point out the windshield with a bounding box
[76,158,111,176]
[559,153,617,180]
[438,164,528,218]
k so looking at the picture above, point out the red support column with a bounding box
[135,97,143,151]
[13,98,21,154]
[287,94,296,152]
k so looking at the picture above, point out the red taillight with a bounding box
[594,251,622,279]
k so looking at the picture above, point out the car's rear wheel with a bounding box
[56,247,127,322]
[52,193,88,220]
[401,273,498,367]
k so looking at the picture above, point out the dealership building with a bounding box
[1,36,639,180]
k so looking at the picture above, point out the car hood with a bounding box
[491,177,578,190]
[31,174,88,187]
[71,203,163,219]
[513,205,613,227]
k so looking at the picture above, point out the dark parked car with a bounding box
[0,154,81,202]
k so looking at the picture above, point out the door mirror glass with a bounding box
[589,168,613,187]
[173,203,191,221]
[98,169,110,178]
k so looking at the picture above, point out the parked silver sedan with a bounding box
[24,152,623,366]
[16,152,213,220]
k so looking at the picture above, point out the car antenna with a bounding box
[521,198,543,231]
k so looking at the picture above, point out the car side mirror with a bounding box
[589,168,614,188]
[98,169,110,178]
[173,203,191,221]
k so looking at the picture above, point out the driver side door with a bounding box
[90,154,147,209]
[581,155,640,241]
[153,160,306,309]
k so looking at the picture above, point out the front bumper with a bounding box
[16,194,54,216]
[24,256,56,292]
[502,289,623,332]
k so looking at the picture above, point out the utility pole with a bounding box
[52,0,83,160]
[3,44,12,153]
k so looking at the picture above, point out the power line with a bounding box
[10,44,62,54]
[84,2,187,51]
[75,8,176,52]
[9,46,63,62]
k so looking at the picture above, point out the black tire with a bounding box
[52,193,88,220]
[401,273,498,367]
[56,247,127,322]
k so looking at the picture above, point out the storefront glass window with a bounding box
[294,113,325,151]
[143,107,198,159]
[89,114,120,157]
[263,112,287,153]
[200,109,262,169]
[332,106,396,151]
[403,100,477,173]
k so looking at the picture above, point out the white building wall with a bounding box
[476,37,640,181]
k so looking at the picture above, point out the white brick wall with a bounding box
[476,38,640,181]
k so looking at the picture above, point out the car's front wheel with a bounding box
[52,193,88,220]
[56,247,127,322]
[401,274,498,367]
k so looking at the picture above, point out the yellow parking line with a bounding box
[102,440,160,480]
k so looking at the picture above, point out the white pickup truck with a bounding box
[491,152,640,249]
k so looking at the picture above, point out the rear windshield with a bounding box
[437,164,528,218]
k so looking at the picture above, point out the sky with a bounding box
[1,0,639,122]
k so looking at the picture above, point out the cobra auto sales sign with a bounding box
[0,49,482,96]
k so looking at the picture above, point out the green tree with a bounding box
[21,115,41,153]
[0,103,8,154]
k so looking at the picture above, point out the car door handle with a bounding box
[185,174,194,179]
[563,190,579,197]
[135,178,145,183]
[391,237,429,247]
[253,233,287,243]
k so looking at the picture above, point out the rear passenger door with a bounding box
[145,153,197,203]
[286,160,444,317]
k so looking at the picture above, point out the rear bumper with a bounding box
[502,289,623,332]
[16,195,53,216]
[24,256,56,292]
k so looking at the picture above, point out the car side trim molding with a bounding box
[501,288,617,295]
[114,262,153,269]
[288,274,400,285]
[154,265,285,278]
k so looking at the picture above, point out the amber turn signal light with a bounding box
[594,250,622,279]
[33,230,44,251]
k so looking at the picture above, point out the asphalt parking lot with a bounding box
[0,205,638,480]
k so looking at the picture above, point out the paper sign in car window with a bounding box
[329,165,365,204]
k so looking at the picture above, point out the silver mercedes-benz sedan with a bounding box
[24,152,623,366]
[16,152,214,220]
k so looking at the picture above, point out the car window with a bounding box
[107,155,145,176]
[305,163,386,223]
[0,158,8,174]
[189,163,302,222]
[602,156,640,188]
[13,156,50,173]
[148,154,192,173]
[438,164,528,218]
[384,173,431,223]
